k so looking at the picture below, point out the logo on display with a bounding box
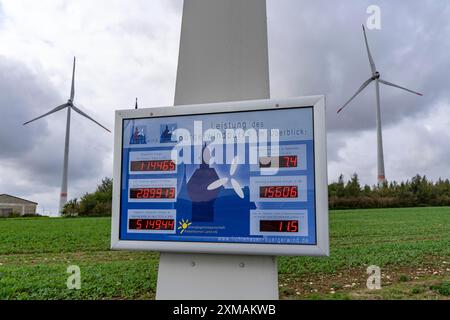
[130,126,147,145]
[160,124,177,143]
[178,219,192,234]
[208,156,244,199]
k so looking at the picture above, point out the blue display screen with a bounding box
[119,107,317,245]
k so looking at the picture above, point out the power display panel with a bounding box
[119,107,317,245]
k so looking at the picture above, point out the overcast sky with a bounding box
[0,0,449,214]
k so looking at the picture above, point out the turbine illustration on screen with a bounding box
[337,25,423,185]
[23,57,110,215]
[207,156,244,199]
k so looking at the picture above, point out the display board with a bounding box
[111,96,328,256]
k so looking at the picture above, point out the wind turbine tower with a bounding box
[338,26,423,185]
[24,57,110,215]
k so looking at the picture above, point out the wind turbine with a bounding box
[337,25,423,185]
[23,57,110,215]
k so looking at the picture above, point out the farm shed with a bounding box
[0,194,37,217]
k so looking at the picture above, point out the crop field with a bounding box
[0,207,448,300]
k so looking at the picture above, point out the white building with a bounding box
[0,194,38,217]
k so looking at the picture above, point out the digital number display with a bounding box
[259,186,298,198]
[259,220,299,233]
[259,155,298,168]
[129,219,175,230]
[130,160,176,172]
[130,187,176,199]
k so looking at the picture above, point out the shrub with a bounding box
[430,282,450,296]
[62,178,113,217]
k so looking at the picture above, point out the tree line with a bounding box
[329,174,450,209]
[62,174,450,217]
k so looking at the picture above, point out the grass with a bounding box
[279,207,450,275]
[0,207,449,300]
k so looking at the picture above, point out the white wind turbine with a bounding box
[23,57,110,215]
[338,25,423,185]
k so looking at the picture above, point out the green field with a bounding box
[0,207,449,300]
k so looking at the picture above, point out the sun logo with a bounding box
[207,156,244,199]
[178,219,192,234]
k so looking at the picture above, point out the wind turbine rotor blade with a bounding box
[379,79,423,96]
[71,105,111,132]
[230,156,239,175]
[231,178,244,199]
[362,25,376,73]
[207,178,229,191]
[23,103,69,125]
[337,78,374,113]
[70,57,76,101]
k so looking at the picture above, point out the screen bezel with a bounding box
[111,96,328,256]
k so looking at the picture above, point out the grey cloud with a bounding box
[0,57,110,199]
[268,0,450,133]
[0,57,55,158]
[0,3,3,28]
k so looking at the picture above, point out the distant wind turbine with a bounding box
[337,25,423,185]
[23,57,110,215]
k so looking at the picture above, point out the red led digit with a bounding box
[292,221,299,232]
[136,219,142,230]
[274,186,282,198]
[165,188,175,199]
[290,156,297,167]
[169,161,176,171]
[291,187,298,198]
[287,221,298,232]
[283,156,290,167]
